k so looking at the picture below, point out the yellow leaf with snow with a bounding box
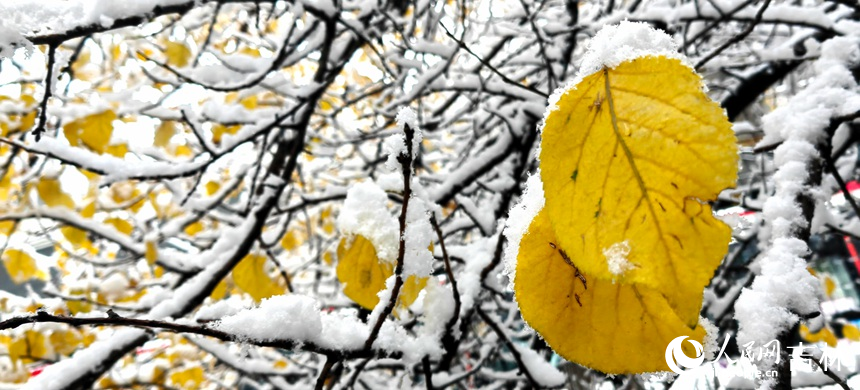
[539,56,736,326]
[515,210,707,373]
[336,235,427,313]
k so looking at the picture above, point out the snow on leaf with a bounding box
[539,55,737,326]
[514,210,707,374]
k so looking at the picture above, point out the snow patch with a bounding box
[502,173,545,289]
[603,240,633,276]
[336,181,399,263]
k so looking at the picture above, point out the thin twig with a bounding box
[695,0,773,69]
[34,44,57,141]
[363,122,415,350]
[811,356,851,390]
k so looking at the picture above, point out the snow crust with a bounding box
[336,181,399,263]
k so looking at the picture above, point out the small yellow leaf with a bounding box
[824,276,837,297]
[145,241,158,265]
[155,121,177,148]
[281,230,299,251]
[165,41,192,68]
[36,178,75,208]
[169,365,204,389]
[515,210,706,374]
[184,221,204,236]
[539,56,737,326]
[800,324,838,347]
[63,110,116,154]
[336,236,426,312]
[2,248,46,284]
[842,324,860,341]
[233,253,285,302]
[105,217,134,235]
[105,143,128,158]
[205,180,220,196]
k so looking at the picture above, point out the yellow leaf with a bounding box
[145,241,158,265]
[842,324,860,341]
[210,278,228,300]
[800,324,838,347]
[37,178,75,208]
[336,236,427,312]
[211,123,240,144]
[539,56,737,326]
[0,221,14,236]
[61,226,93,251]
[281,230,299,251]
[155,121,177,148]
[165,41,192,68]
[9,330,50,363]
[2,248,46,284]
[105,217,134,235]
[184,221,204,236]
[169,365,204,389]
[233,253,285,302]
[515,210,706,373]
[105,143,128,158]
[63,110,116,154]
[824,276,837,297]
[205,180,220,196]
[49,329,83,356]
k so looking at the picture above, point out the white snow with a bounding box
[577,21,684,79]
[336,181,399,263]
[402,197,434,277]
[383,106,423,171]
[603,240,634,276]
[734,36,860,379]
[541,21,686,147]
[502,173,545,289]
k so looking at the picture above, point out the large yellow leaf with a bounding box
[63,110,116,154]
[540,56,737,326]
[336,235,427,313]
[232,253,285,302]
[2,248,47,284]
[515,210,706,374]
